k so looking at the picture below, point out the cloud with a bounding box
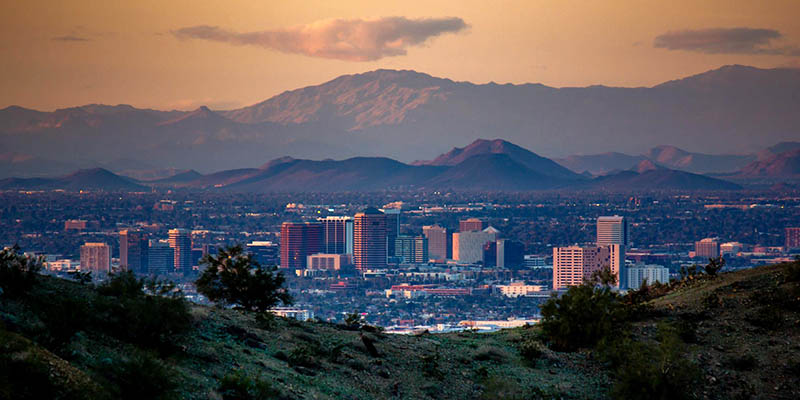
[654,27,800,56]
[171,16,468,61]
[52,35,90,42]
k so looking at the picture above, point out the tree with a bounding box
[0,245,42,298]
[195,245,292,312]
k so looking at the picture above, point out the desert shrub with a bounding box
[421,350,444,379]
[287,344,317,368]
[218,370,280,400]
[34,293,93,351]
[539,267,627,351]
[196,245,292,313]
[94,271,192,353]
[473,345,507,363]
[98,352,178,400]
[702,293,722,309]
[0,245,42,298]
[680,264,702,280]
[605,324,701,400]
[518,338,544,364]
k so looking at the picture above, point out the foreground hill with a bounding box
[577,160,742,191]
[2,65,800,171]
[3,261,800,399]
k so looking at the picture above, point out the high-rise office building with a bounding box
[80,242,111,273]
[246,241,279,266]
[552,244,623,290]
[394,235,428,264]
[496,239,525,268]
[353,208,387,271]
[382,208,401,258]
[482,241,497,267]
[453,227,499,264]
[695,238,720,259]
[168,228,193,275]
[280,222,323,270]
[786,227,800,249]
[319,216,353,254]
[597,216,630,248]
[148,241,174,276]
[459,218,486,232]
[423,225,451,260]
[119,229,149,274]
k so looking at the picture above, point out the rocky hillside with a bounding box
[3,260,800,399]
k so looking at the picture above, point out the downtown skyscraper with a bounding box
[119,229,149,275]
[168,228,193,275]
[280,222,323,270]
[353,207,387,271]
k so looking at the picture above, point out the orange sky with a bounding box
[2,0,799,111]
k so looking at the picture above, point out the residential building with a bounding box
[627,264,670,289]
[695,238,720,259]
[64,219,87,231]
[80,242,110,273]
[552,244,623,290]
[496,282,546,297]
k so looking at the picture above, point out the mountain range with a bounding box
[1,139,769,192]
[1,65,799,176]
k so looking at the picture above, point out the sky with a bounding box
[2,0,799,111]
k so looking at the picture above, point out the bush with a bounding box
[196,246,292,312]
[473,346,507,363]
[539,267,627,351]
[704,257,725,277]
[421,350,444,379]
[287,344,317,368]
[785,257,800,282]
[94,271,192,353]
[0,245,42,298]
[518,338,544,364]
[99,352,178,400]
[606,324,701,400]
[724,354,757,371]
[218,370,279,400]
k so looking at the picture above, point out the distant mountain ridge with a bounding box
[0,139,744,192]
[2,65,799,173]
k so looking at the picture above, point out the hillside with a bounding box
[735,149,800,181]
[580,163,742,191]
[2,260,799,399]
[0,168,147,191]
[2,65,800,171]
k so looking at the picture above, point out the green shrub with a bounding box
[473,345,507,363]
[218,370,279,400]
[421,350,443,379]
[0,329,80,400]
[539,267,627,351]
[99,352,178,400]
[785,257,800,282]
[287,344,317,368]
[518,338,544,364]
[606,324,701,400]
[704,257,725,277]
[196,246,292,312]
